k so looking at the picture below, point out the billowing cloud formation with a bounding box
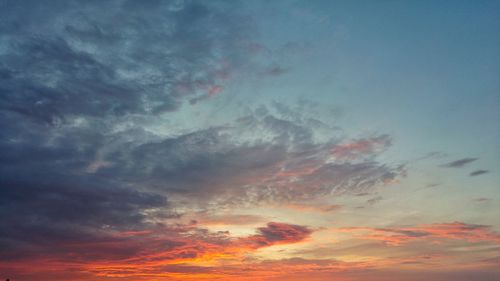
[96,110,400,206]
[0,100,401,279]
[340,222,500,246]
[0,1,407,280]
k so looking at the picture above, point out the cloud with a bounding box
[0,1,404,279]
[470,170,489,176]
[472,198,492,203]
[340,222,500,246]
[331,135,391,161]
[282,203,342,213]
[214,257,368,279]
[189,84,224,105]
[440,158,478,168]
[194,213,266,226]
[366,196,383,206]
[0,221,313,280]
[93,107,400,206]
[0,81,403,281]
[0,99,402,279]
[241,222,313,248]
[264,66,289,76]
[478,256,500,267]
[0,0,258,123]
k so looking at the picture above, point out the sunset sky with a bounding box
[1,0,499,280]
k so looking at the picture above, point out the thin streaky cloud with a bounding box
[440,158,479,168]
[470,170,489,176]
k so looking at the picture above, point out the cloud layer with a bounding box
[340,222,500,246]
[0,2,402,279]
[1,1,496,281]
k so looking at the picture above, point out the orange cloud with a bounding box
[340,222,500,246]
[1,222,313,280]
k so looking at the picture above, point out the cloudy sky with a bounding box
[0,0,499,280]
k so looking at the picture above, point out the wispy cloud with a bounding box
[366,196,384,206]
[470,170,489,176]
[472,198,492,203]
[440,158,478,168]
[193,213,266,226]
[340,222,500,246]
[331,135,391,161]
[282,203,342,213]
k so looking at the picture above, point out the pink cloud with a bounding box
[208,85,223,97]
[331,135,391,160]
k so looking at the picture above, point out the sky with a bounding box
[0,0,499,280]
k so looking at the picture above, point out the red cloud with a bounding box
[1,222,313,280]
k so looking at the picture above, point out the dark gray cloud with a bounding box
[0,0,258,264]
[240,222,312,248]
[470,170,489,176]
[440,158,478,168]
[91,107,401,208]
[0,171,171,261]
[0,103,401,264]
[366,196,383,206]
[0,0,256,123]
[256,222,312,242]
